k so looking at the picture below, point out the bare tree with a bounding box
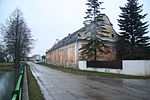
[0,45,5,62]
[1,8,33,66]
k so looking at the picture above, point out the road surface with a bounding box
[27,62,150,100]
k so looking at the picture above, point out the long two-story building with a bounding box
[46,14,119,69]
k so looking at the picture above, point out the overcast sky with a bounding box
[0,0,150,56]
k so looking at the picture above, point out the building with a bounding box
[30,54,42,61]
[46,14,119,69]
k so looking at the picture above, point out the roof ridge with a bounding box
[46,27,85,53]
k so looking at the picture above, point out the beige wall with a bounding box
[46,40,117,69]
[78,41,117,61]
[46,43,78,68]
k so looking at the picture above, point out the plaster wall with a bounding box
[46,43,78,68]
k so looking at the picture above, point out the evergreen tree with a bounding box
[83,0,104,25]
[117,0,150,60]
[80,0,110,61]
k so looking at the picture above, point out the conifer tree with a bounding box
[80,0,110,61]
[83,0,104,25]
[117,0,150,59]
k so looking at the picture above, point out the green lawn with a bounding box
[0,62,14,66]
[41,63,150,79]
[26,65,44,100]
[0,62,15,70]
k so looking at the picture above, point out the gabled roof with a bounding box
[46,27,86,53]
[46,14,119,53]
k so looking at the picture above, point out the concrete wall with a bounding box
[122,60,150,76]
[78,60,150,76]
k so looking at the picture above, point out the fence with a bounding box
[11,64,24,100]
[87,60,122,69]
[79,60,150,76]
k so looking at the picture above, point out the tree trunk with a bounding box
[94,49,97,61]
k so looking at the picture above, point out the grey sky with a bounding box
[0,0,150,56]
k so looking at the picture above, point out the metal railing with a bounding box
[11,64,24,100]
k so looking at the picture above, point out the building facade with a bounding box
[46,15,119,69]
[30,54,42,61]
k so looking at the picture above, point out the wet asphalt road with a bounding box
[27,62,150,100]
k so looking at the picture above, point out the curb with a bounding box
[23,66,29,100]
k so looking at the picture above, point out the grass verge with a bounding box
[41,63,150,79]
[0,62,15,71]
[26,65,45,100]
[0,62,14,66]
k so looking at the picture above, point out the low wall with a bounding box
[78,60,150,76]
[122,60,150,76]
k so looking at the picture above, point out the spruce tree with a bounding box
[117,0,150,60]
[83,0,104,25]
[80,0,110,61]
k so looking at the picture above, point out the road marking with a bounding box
[124,86,146,94]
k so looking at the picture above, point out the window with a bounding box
[111,34,114,38]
